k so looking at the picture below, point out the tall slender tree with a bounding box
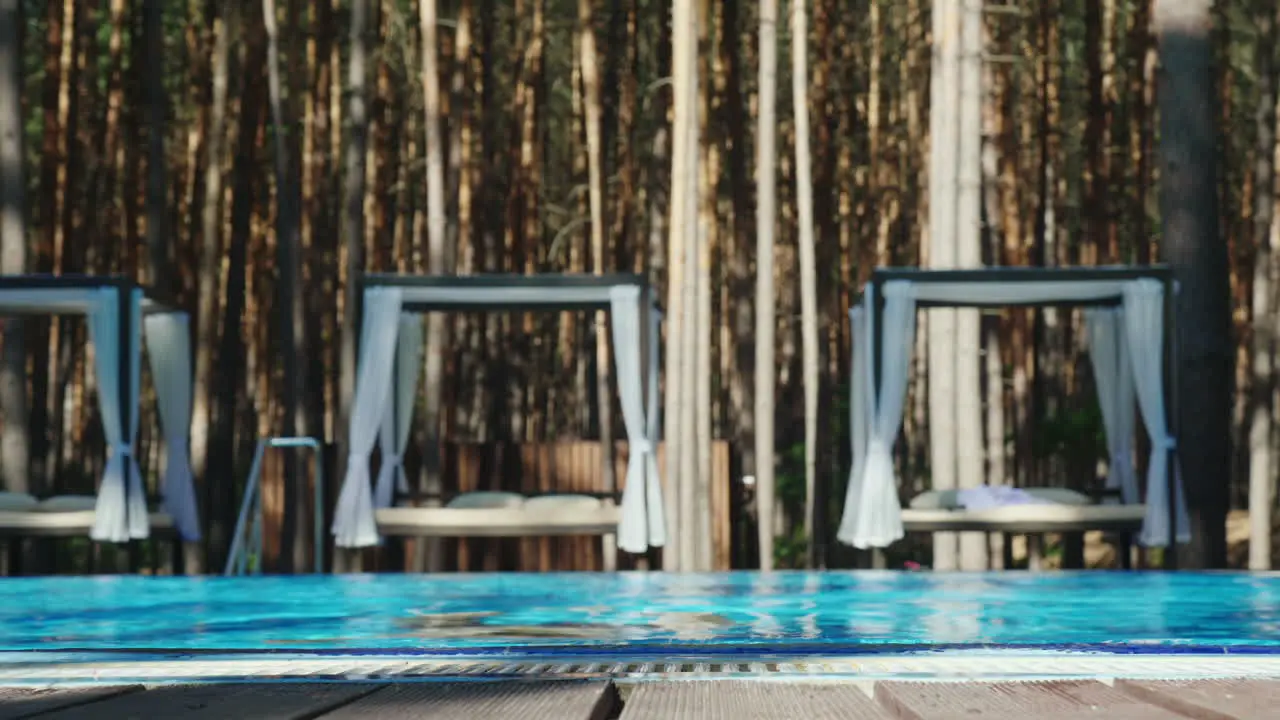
[0,0,29,496]
[338,0,370,573]
[755,0,779,571]
[263,0,310,571]
[927,0,961,570]
[1248,0,1280,571]
[1154,0,1230,568]
[955,0,987,570]
[142,0,170,290]
[420,0,449,571]
[790,0,819,567]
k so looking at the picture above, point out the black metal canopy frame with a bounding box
[0,275,187,554]
[349,272,663,535]
[358,272,660,312]
[848,265,1180,570]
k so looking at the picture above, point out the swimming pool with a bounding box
[3,571,1280,656]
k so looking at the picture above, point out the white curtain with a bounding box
[144,312,201,540]
[90,288,148,542]
[1123,279,1190,546]
[837,306,870,544]
[837,281,915,548]
[1085,308,1138,505]
[610,285,665,553]
[375,313,424,509]
[645,302,665,538]
[332,287,404,548]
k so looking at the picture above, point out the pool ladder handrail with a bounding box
[224,436,326,577]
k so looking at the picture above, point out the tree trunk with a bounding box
[1153,0,1230,569]
[335,0,370,572]
[927,0,961,570]
[142,0,170,291]
[263,0,310,572]
[578,0,616,526]
[336,0,370,574]
[0,0,28,495]
[790,0,819,568]
[754,0,779,572]
[954,0,986,570]
[1247,0,1278,570]
[420,0,449,571]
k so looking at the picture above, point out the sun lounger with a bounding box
[0,493,176,538]
[375,492,620,570]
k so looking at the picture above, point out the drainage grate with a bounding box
[5,653,1280,686]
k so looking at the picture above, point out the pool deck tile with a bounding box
[29,683,381,720]
[319,681,619,720]
[0,685,143,720]
[1116,678,1280,720]
[875,680,1187,719]
[4,679,1280,719]
[619,679,892,719]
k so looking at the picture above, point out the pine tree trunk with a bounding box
[420,0,449,571]
[755,0,779,572]
[142,0,170,290]
[337,0,370,572]
[263,0,309,572]
[790,0,819,568]
[1247,0,1277,570]
[955,0,986,570]
[578,0,617,524]
[927,0,961,570]
[1154,0,1230,568]
[0,0,29,496]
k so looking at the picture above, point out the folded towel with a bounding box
[955,485,1052,510]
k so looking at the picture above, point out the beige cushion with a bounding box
[34,495,100,513]
[0,491,38,512]
[523,494,606,512]
[445,491,526,509]
[909,487,1093,510]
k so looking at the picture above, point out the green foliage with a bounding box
[773,524,808,569]
[1029,403,1106,463]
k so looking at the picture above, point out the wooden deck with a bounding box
[2,678,1277,719]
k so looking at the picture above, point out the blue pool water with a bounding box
[1,571,1279,655]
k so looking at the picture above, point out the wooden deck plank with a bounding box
[34,683,382,720]
[0,685,143,720]
[1116,679,1280,720]
[875,680,1188,719]
[619,680,891,719]
[316,681,618,720]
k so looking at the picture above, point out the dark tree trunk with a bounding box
[1154,0,1231,568]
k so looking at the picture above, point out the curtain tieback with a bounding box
[113,443,133,458]
[1158,437,1177,451]
[632,439,653,455]
[384,454,402,467]
[867,437,891,455]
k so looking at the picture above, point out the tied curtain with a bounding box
[1084,308,1138,505]
[144,312,201,540]
[375,314,424,510]
[332,287,404,548]
[838,277,1189,549]
[610,285,665,553]
[1123,280,1190,545]
[89,287,148,542]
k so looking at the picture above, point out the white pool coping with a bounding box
[3,651,1280,686]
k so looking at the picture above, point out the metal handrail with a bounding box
[224,436,326,576]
